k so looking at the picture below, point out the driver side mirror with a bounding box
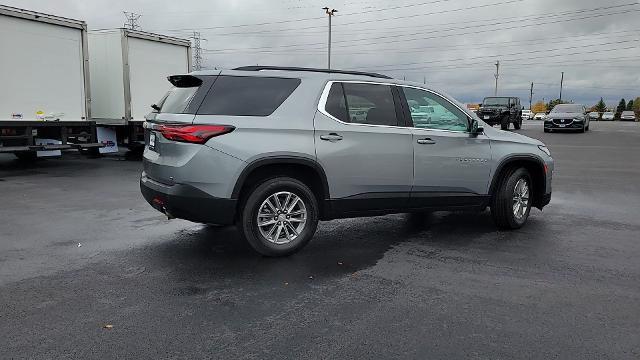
[470,118,484,134]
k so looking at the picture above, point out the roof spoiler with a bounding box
[168,75,203,88]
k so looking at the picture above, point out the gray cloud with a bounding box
[5,0,639,106]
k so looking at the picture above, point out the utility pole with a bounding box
[559,71,564,101]
[190,31,204,71]
[423,75,426,84]
[494,60,500,96]
[529,82,534,110]
[123,11,142,30]
[322,7,337,69]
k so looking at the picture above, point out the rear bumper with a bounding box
[140,172,236,225]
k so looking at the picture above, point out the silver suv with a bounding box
[141,66,553,256]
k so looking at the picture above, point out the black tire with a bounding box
[490,167,532,229]
[513,118,522,130]
[238,177,319,257]
[14,151,38,161]
[543,129,550,133]
[500,115,509,130]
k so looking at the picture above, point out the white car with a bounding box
[588,112,600,120]
[620,111,637,121]
[533,113,546,120]
[602,112,614,121]
[521,109,532,120]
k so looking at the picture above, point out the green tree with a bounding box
[594,97,607,113]
[626,99,634,111]
[616,98,626,114]
[546,99,565,111]
[634,97,640,116]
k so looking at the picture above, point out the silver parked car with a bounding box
[141,66,554,256]
[620,111,637,121]
[602,112,615,121]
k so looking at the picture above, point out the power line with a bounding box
[166,0,523,32]
[367,38,640,70]
[200,3,639,52]
[202,28,640,55]
[366,44,640,72]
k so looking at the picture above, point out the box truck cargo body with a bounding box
[88,29,192,124]
[0,5,101,158]
[0,5,90,121]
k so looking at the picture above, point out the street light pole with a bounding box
[323,7,337,69]
[494,60,500,96]
[559,71,564,101]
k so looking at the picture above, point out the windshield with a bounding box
[551,104,583,113]
[483,97,509,106]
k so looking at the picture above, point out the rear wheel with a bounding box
[239,177,319,257]
[500,115,510,130]
[491,168,532,229]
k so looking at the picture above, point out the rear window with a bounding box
[197,76,301,116]
[157,87,199,114]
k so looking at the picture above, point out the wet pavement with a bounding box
[1,121,639,359]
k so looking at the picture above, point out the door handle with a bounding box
[320,133,343,142]
[417,138,436,145]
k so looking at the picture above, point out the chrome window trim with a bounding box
[317,80,473,134]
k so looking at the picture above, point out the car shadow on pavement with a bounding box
[147,210,523,287]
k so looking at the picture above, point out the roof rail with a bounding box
[233,66,392,79]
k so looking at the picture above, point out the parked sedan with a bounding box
[588,112,600,120]
[544,104,590,133]
[533,113,546,120]
[602,112,615,121]
[620,111,637,121]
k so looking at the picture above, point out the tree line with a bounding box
[531,96,640,118]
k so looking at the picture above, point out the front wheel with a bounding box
[491,168,532,229]
[239,177,319,257]
[500,115,510,130]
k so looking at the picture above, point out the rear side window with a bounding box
[197,76,301,116]
[157,87,199,114]
[324,82,399,126]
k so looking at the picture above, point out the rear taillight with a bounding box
[158,124,235,144]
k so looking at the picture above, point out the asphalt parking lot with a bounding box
[1,121,639,359]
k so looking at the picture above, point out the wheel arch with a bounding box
[489,155,547,209]
[231,156,331,216]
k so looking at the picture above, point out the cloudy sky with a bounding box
[5,0,639,106]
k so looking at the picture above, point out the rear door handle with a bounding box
[320,133,343,142]
[417,138,436,145]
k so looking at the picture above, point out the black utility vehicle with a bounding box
[477,97,523,130]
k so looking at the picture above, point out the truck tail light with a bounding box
[158,124,235,144]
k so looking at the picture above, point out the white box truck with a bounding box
[0,5,102,160]
[88,29,192,150]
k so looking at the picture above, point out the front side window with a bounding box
[323,82,399,126]
[402,87,469,132]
